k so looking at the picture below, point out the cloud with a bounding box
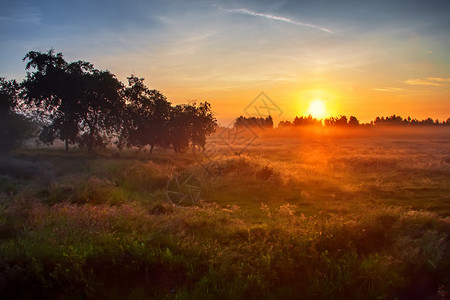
[373,87,403,92]
[0,13,41,24]
[219,7,332,33]
[427,77,450,82]
[405,77,450,86]
[0,3,42,25]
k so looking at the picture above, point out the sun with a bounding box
[307,99,327,119]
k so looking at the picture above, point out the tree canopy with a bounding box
[0,78,37,151]
[119,75,217,153]
[119,75,172,152]
[22,50,124,151]
[234,116,273,129]
[12,50,217,153]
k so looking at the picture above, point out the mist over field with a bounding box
[1,126,450,299]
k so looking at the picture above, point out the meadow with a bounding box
[1,127,450,299]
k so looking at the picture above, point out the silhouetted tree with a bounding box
[119,76,216,153]
[0,78,37,151]
[335,115,348,126]
[22,49,77,151]
[0,78,20,151]
[278,120,292,127]
[372,115,446,126]
[77,68,124,151]
[420,117,435,126]
[293,115,321,126]
[235,116,274,129]
[278,114,450,129]
[0,78,18,115]
[119,75,171,153]
[168,102,216,152]
[324,115,348,126]
[265,115,274,128]
[348,116,359,126]
[168,105,191,152]
[22,50,124,151]
[188,101,217,150]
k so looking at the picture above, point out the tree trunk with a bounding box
[65,139,69,152]
[150,144,154,154]
[88,133,94,152]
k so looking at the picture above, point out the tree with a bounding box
[168,102,216,152]
[278,120,292,127]
[22,50,124,151]
[119,75,172,153]
[324,115,348,126]
[234,115,274,129]
[77,68,124,151]
[22,49,76,151]
[293,115,321,126]
[0,78,18,115]
[168,104,192,153]
[264,116,274,128]
[0,78,20,151]
[187,101,217,150]
[0,78,37,151]
[348,116,359,126]
[119,76,216,153]
[335,115,348,126]
[419,117,435,126]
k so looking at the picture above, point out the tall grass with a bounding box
[0,137,449,299]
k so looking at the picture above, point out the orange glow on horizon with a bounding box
[150,79,449,126]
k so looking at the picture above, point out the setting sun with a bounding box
[307,99,327,119]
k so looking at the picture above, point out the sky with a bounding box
[1,0,450,125]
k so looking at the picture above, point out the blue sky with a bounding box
[1,0,450,122]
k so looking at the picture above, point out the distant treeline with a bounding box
[234,115,274,129]
[278,115,450,128]
[0,49,217,153]
[233,114,450,130]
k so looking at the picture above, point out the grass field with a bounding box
[1,128,450,299]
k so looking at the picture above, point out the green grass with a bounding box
[1,135,450,299]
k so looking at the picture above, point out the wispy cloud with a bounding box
[219,7,332,33]
[373,87,404,92]
[0,4,42,25]
[0,14,41,24]
[427,77,450,83]
[405,77,450,86]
